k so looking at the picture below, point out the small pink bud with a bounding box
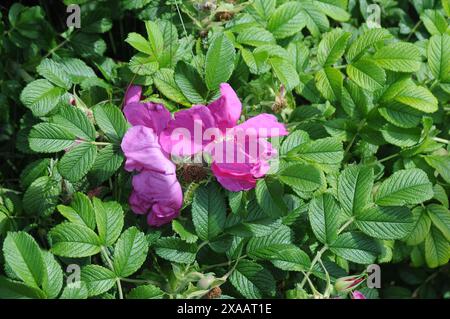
[69,97,76,106]
[351,291,366,299]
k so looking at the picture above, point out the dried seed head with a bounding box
[181,164,208,183]
[205,286,222,299]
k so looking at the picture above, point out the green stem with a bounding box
[121,277,161,286]
[91,141,112,146]
[299,246,328,289]
[433,137,450,144]
[101,247,123,299]
[379,153,399,163]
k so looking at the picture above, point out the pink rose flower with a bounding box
[160,83,288,191]
[121,86,182,227]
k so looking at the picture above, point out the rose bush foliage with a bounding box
[0,0,449,299]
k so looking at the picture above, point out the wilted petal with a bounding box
[124,85,142,105]
[123,102,171,134]
[121,125,175,173]
[207,83,242,131]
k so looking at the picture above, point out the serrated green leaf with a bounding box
[329,231,380,264]
[237,27,276,47]
[36,59,72,90]
[338,165,374,217]
[20,79,65,117]
[57,192,96,230]
[154,237,197,264]
[127,284,164,299]
[424,226,450,268]
[113,227,148,278]
[347,59,386,91]
[246,225,292,259]
[52,105,96,141]
[315,0,350,22]
[255,177,288,217]
[346,28,392,62]
[267,2,305,39]
[81,265,116,297]
[425,155,450,184]
[58,142,97,182]
[3,232,45,288]
[427,34,450,82]
[174,61,207,104]
[229,259,275,298]
[317,29,350,67]
[192,183,226,241]
[41,251,63,299]
[126,32,153,55]
[380,124,421,147]
[270,246,311,272]
[153,68,190,106]
[60,282,89,299]
[172,220,198,243]
[88,144,124,185]
[205,33,235,91]
[374,169,433,206]
[49,222,101,257]
[315,67,343,101]
[28,123,75,153]
[404,207,431,245]
[309,193,342,244]
[269,57,300,91]
[427,204,450,241]
[23,176,60,217]
[355,205,413,240]
[373,42,422,72]
[279,164,323,192]
[292,137,344,164]
[93,198,124,246]
[93,103,128,144]
[19,158,51,189]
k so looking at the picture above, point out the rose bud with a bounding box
[334,275,365,293]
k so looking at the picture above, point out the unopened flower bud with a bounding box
[351,290,366,299]
[197,274,215,290]
[334,275,365,293]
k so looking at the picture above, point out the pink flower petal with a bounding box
[234,113,288,138]
[121,125,175,174]
[351,291,367,299]
[123,102,171,134]
[124,85,142,105]
[207,83,242,131]
[160,105,220,157]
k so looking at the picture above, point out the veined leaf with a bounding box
[154,237,197,264]
[329,231,380,264]
[81,265,116,297]
[427,34,450,83]
[52,105,96,141]
[49,222,101,257]
[113,227,148,277]
[29,123,75,153]
[246,225,292,259]
[58,142,97,182]
[205,33,235,91]
[372,42,422,72]
[424,226,450,268]
[338,165,374,216]
[93,103,128,144]
[347,59,386,91]
[374,169,433,206]
[346,28,392,62]
[36,59,71,90]
[427,204,450,241]
[309,193,342,244]
[267,2,305,39]
[315,67,343,101]
[20,79,65,117]
[404,207,431,245]
[229,259,275,298]
[93,198,124,246]
[317,29,351,67]
[279,164,323,192]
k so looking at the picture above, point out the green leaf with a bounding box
[424,226,450,268]
[380,124,421,147]
[347,59,386,91]
[174,61,207,104]
[59,58,96,84]
[279,164,323,192]
[241,48,270,74]
[20,79,65,117]
[329,231,380,264]
[314,0,350,22]
[425,155,450,184]
[172,220,198,244]
[0,276,46,299]
[355,205,413,240]
[23,176,60,217]
[391,85,438,114]
[205,33,235,91]
[317,29,350,67]
[372,42,422,72]
[19,158,51,190]
[427,204,450,241]
[229,259,276,298]
[153,68,190,106]
[57,193,96,230]
[250,0,276,21]
[125,32,153,55]
[3,232,45,288]
[267,2,305,39]
[192,183,226,241]
[374,169,433,206]
[41,251,63,299]
[154,237,197,264]
[145,20,164,57]
[427,34,450,82]
[36,59,72,90]
[346,28,392,62]
[60,282,89,299]
[49,222,101,257]
[52,105,96,141]
[300,2,329,37]
[129,53,159,75]
[93,103,128,144]
[246,225,292,259]
[237,27,276,47]
[315,67,343,101]
[270,246,311,272]
[404,207,431,245]
[269,57,300,91]
[338,165,374,217]
[113,227,148,278]
[255,177,288,217]
[280,130,310,155]
[81,265,116,297]
[88,144,124,185]
[421,9,448,35]
[58,142,97,182]
[93,198,124,246]
[127,284,164,299]
[28,123,75,153]
[292,137,344,164]
[309,193,342,244]
[378,102,423,129]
